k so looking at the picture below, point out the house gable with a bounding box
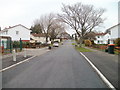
[0,24,31,41]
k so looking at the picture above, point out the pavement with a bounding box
[2,40,108,88]
[1,47,50,70]
[2,55,32,69]
[82,46,119,89]
[2,47,49,59]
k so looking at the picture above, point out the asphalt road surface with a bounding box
[2,40,108,88]
[82,50,118,88]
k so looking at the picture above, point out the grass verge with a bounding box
[75,46,92,52]
[72,43,76,45]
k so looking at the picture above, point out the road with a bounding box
[82,48,118,88]
[2,40,108,88]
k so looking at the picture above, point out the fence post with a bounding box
[10,39,12,53]
[20,38,22,51]
[2,41,4,53]
[24,48,27,58]
[13,49,16,61]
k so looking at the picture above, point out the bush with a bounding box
[13,41,20,48]
[13,41,30,48]
[22,42,30,48]
[115,38,120,46]
[91,40,95,45]
[84,40,92,46]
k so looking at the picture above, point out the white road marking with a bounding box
[0,55,36,72]
[80,52,116,90]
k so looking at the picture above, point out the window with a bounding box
[16,31,19,35]
[98,40,99,43]
[98,36,100,38]
[108,39,110,44]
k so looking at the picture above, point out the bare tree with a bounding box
[33,13,55,42]
[33,13,66,42]
[49,21,65,40]
[58,3,105,45]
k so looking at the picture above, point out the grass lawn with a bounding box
[75,46,92,52]
[72,43,76,45]
[114,51,120,55]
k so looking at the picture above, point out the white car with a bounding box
[47,41,51,45]
[53,42,59,47]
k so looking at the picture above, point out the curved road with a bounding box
[2,40,108,88]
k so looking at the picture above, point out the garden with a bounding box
[72,38,120,55]
[83,38,120,55]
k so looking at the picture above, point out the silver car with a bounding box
[53,42,59,47]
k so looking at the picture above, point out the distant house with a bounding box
[0,24,31,42]
[57,32,71,40]
[94,33,110,44]
[72,33,79,40]
[94,23,120,44]
[30,33,50,44]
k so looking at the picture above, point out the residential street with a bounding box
[2,40,108,88]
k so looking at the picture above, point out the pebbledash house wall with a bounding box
[0,24,31,41]
[30,34,49,43]
[109,24,120,44]
[119,24,120,38]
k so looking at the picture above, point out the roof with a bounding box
[0,36,11,39]
[0,24,30,32]
[31,33,46,37]
[106,23,120,31]
[95,33,107,36]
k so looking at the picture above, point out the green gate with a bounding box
[0,39,23,54]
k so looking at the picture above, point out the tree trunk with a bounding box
[46,36,48,43]
[79,37,84,47]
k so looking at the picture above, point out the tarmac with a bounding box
[82,47,119,89]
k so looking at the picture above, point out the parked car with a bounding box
[47,41,51,45]
[53,42,59,47]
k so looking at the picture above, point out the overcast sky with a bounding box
[0,0,119,34]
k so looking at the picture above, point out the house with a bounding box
[57,31,71,40]
[30,33,50,44]
[94,33,110,44]
[0,24,31,42]
[106,23,120,44]
[94,23,120,44]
